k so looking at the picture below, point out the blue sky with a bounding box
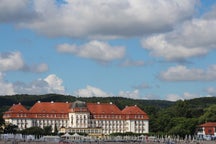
[1,0,216,101]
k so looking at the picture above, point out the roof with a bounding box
[87,102,122,115]
[122,105,146,115]
[3,101,149,120]
[122,105,149,120]
[29,101,71,113]
[3,103,29,119]
[199,122,216,127]
[6,103,28,113]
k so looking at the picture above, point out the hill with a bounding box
[0,94,174,114]
[1,94,216,116]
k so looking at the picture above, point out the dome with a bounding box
[71,100,86,108]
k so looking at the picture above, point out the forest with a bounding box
[1,94,216,137]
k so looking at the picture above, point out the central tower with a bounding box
[68,101,90,128]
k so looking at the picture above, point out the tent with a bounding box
[61,133,71,139]
[61,133,84,141]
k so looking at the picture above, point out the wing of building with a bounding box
[3,101,149,136]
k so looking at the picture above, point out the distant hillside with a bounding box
[1,94,216,112]
[187,97,216,108]
[0,94,174,113]
[1,94,216,117]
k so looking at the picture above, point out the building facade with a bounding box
[197,122,216,136]
[3,101,149,135]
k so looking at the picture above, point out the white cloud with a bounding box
[206,87,216,96]
[0,52,24,72]
[165,94,182,101]
[166,92,199,101]
[0,51,48,73]
[13,79,49,95]
[73,85,111,97]
[142,34,208,61]
[44,74,65,94]
[144,94,160,100]
[160,65,216,81]
[15,74,65,95]
[142,11,216,62]
[0,0,33,23]
[0,74,65,95]
[73,86,155,100]
[183,92,199,99]
[57,40,125,62]
[0,73,15,95]
[17,0,197,38]
[118,89,141,99]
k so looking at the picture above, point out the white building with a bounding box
[3,101,149,136]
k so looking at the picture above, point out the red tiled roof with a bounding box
[29,101,71,114]
[4,101,149,120]
[3,103,29,119]
[87,103,122,115]
[199,122,216,127]
[122,105,149,120]
[122,105,146,115]
[6,103,28,113]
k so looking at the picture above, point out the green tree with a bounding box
[4,124,18,134]
[154,108,175,133]
[199,104,216,123]
[173,100,191,117]
[0,114,5,133]
[168,117,197,138]
[53,124,58,135]
[43,126,52,135]
[20,126,44,136]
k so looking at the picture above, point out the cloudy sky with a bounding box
[1,0,216,101]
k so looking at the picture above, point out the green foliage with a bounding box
[20,126,44,135]
[77,132,88,136]
[199,104,216,124]
[167,117,198,138]
[150,100,199,137]
[0,114,5,126]
[53,124,58,135]
[0,114,5,133]
[4,124,18,134]
[173,100,190,117]
[43,126,52,135]
[20,126,54,136]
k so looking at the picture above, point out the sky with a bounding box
[1,0,216,101]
